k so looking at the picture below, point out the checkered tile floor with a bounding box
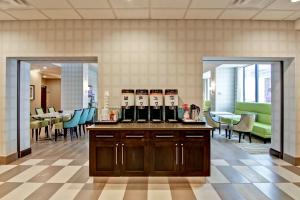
[0,134,299,200]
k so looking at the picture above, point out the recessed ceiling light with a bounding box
[43,75,47,78]
[291,0,300,2]
[43,66,47,69]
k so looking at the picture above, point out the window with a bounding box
[237,64,272,103]
[203,71,211,101]
[258,64,271,103]
[244,65,256,102]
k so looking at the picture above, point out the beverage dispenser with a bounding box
[150,89,163,122]
[121,89,135,122]
[164,89,179,122]
[135,89,149,122]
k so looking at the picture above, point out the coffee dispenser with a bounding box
[121,89,135,122]
[135,89,149,122]
[164,89,179,122]
[150,89,163,122]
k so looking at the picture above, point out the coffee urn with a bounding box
[150,89,163,122]
[121,89,135,122]
[135,89,149,122]
[164,89,179,122]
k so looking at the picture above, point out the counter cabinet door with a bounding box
[120,140,149,176]
[90,141,121,176]
[149,141,179,176]
[180,141,210,176]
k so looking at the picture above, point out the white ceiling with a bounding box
[0,0,299,20]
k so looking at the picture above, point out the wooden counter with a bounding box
[88,123,212,177]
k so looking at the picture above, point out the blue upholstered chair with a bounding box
[78,108,90,136]
[55,109,83,140]
[86,107,96,125]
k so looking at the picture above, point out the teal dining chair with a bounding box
[85,107,96,125]
[78,108,90,136]
[55,109,83,141]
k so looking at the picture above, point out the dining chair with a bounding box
[54,109,83,141]
[30,118,49,141]
[204,111,220,138]
[48,107,56,113]
[78,108,90,136]
[230,114,255,143]
[34,108,50,138]
[85,107,96,125]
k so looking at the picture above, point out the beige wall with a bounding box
[44,79,61,111]
[30,69,43,114]
[0,19,300,158]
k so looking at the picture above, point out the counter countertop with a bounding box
[87,122,212,131]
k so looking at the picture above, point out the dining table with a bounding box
[31,111,73,140]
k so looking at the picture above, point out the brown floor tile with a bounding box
[212,183,245,200]
[0,182,23,198]
[282,166,300,176]
[124,178,148,200]
[28,166,64,183]
[0,165,31,182]
[74,183,105,200]
[216,166,250,183]
[25,183,63,200]
[169,177,196,200]
[67,166,89,183]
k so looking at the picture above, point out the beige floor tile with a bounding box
[7,165,48,182]
[190,184,221,200]
[20,159,44,166]
[47,166,81,183]
[1,183,43,200]
[207,166,230,183]
[269,166,300,182]
[211,159,230,166]
[51,159,73,166]
[49,183,84,200]
[0,165,17,175]
[276,183,300,200]
[98,183,127,200]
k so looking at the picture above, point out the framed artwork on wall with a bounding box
[30,85,35,100]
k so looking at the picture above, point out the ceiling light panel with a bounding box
[151,0,190,9]
[190,0,232,8]
[68,0,110,8]
[110,0,149,9]
[26,0,72,9]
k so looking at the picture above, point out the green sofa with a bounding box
[220,102,272,142]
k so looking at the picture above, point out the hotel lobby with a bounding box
[1,0,300,199]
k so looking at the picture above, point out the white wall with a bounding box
[215,67,235,112]
[61,63,89,110]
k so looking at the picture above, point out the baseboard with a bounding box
[269,148,281,158]
[0,152,18,164]
[283,153,300,166]
[20,148,31,158]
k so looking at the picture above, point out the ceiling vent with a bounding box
[229,0,274,9]
[0,0,31,9]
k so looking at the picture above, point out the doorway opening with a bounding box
[6,57,99,158]
[202,57,291,159]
